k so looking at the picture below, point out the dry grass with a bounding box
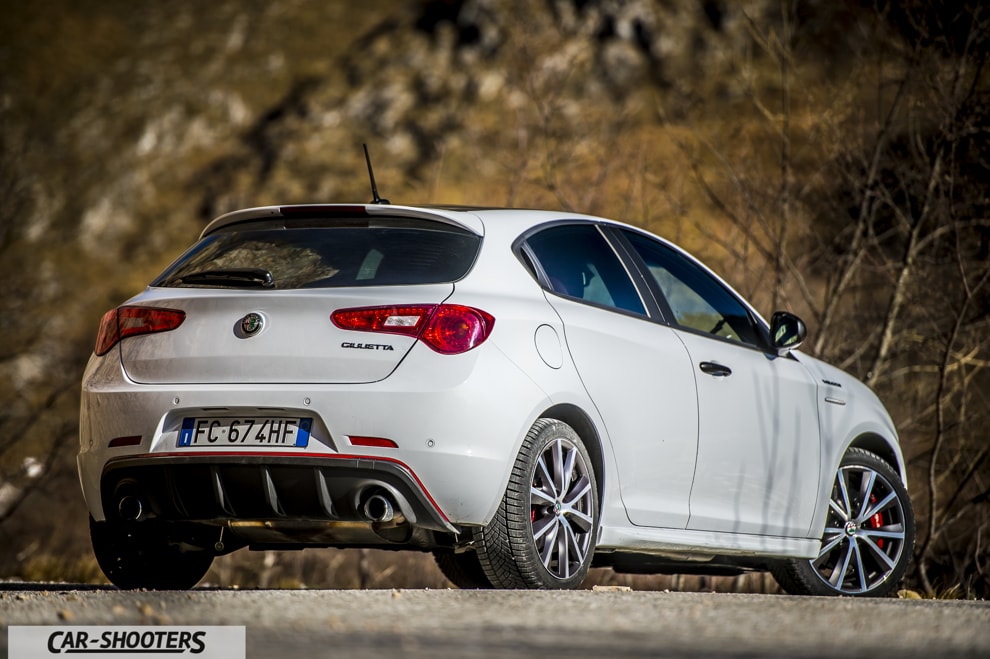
[16,547,780,594]
[16,553,106,586]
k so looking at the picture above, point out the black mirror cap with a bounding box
[771,311,807,355]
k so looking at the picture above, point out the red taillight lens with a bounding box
[331,304,495,355]
[420,305,495,354]
[348,436,399,448]
[94,306,186,356]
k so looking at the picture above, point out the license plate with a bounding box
[178,417,312,448]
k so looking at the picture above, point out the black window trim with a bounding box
[598,226,672,324]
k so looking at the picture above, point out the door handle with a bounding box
[699,361,732,377]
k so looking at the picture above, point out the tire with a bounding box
[90,517,214,590]
[771,448,915,597]
[475,418,599,589]
[433,546,493,589]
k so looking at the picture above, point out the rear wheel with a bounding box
[476,418,599,589]
[771,448,914,597]
[432,545,492,589]
[90,517,214,590]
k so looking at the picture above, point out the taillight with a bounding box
[420,305,496,354]
[331,304,495,355]
[331,305,434,337]
[94,306,186,356]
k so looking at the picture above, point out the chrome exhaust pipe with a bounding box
[118,495,144,521]
[362,493,395,523]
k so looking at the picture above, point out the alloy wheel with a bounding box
[529,436,596,580]
[812,463,909,594]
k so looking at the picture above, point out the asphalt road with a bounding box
[1,584,988,658]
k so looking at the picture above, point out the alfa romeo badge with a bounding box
[240,312,264,335]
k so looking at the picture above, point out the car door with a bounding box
[619,229,821,538]
[522,223,699,529]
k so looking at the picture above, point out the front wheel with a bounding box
[90,517,214,590]
[771,448,915,597]
[475,418,599,589]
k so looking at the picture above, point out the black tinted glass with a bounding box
[154,222,481,289]
[526,224,645,315]
[623,230,762,347]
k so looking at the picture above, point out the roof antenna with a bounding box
[363,144,390,205]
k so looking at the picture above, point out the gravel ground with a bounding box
[1,584,988,658]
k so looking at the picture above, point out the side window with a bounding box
[623,230,764,347]
[526,224,646,316]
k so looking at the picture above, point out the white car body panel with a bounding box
[677,331,822,538]
[598,524,822,558]
[543,294,699,529]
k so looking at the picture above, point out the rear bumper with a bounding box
[100,453,457,534]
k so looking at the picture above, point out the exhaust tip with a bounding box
[362,493,395,523]
[118,495,144,521]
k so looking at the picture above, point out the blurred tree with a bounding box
[665,0,990,596]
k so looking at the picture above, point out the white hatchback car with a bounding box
[79,203,914,595]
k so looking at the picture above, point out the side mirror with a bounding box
[770,311,807,356]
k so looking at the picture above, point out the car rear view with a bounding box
[78,205,519,589]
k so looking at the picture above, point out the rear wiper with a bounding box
[173,268,275,289]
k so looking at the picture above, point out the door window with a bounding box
[623,231,763,347]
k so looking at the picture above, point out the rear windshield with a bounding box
[152,218,482,290]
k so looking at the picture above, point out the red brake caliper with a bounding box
[869,494,884,548]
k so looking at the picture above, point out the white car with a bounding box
[79,203,914,595]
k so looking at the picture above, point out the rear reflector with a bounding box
[95,306,186,356]
[108,435,143,448]
[331,304,495,354]
[348,436,399,448]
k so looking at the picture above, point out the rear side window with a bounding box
[525,224,645,316]
[153,219,481,289]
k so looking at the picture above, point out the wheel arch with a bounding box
[542,403,606,507]
[847,432,904,480]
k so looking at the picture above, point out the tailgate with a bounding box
[119,286,453,385]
